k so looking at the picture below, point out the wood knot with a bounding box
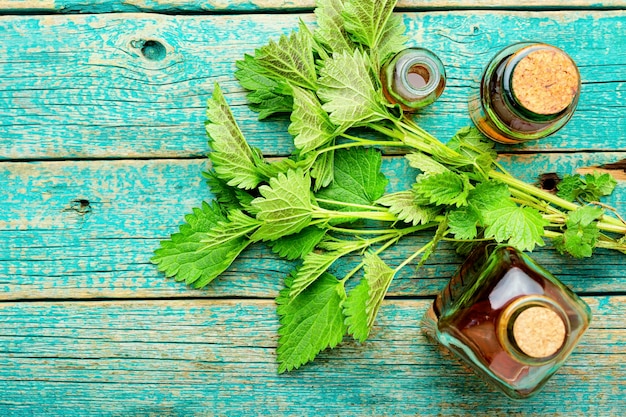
[131,39,167,61]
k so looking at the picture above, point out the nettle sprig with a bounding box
[152,0,626,372]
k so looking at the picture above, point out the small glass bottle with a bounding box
[469,42,581,144]
[422,245,592,399]
[381,48,446,111]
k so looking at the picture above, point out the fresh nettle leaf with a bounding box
[447,126,498,172]
[289,86,338,153]
[277,272,347,373]
[204,170,255,212]
[344,252,395,342]
[318,50,390,127]
[314,0,356,54]
[448,206,480,240]
[255,154,315,180]
[151,202,252,288]
[206,84,267,189]
[341,0,407,67]
[557,172,618,203]
[405,152,449,175]
[316,147,388,209]
[448,181,528,242]
[289,250,346,299]
[553,205,604,258]
[235,54,294,119]
[251,169,313,241]
[255,23,318,91]
[311,145,335,190]
[414,171,472,208]
[484,204,549,251]
[376,190,439,226]
[203,210,261,251]
[268,226,327,261]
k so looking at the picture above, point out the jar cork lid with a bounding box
[511,48,580,115]
[512,306,566,358]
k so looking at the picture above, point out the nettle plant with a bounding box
[152,0,626,372]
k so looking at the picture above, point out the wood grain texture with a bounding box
[1,0,625,13]
[2,153,625,300]
[0,297,624,416]
[1,11,625,160]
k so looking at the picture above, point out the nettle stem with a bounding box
[489,170,626,234]
[312,205,398,222]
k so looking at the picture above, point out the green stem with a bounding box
[490,170,626,234]
[489,170,578,212]
[340,235,401,284]
[394,239,434,273]
[312,205,398,222]
[315,139,405,158]
[328,224,433,236]
[314,198,388,212]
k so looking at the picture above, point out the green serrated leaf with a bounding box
[556,174,584,202]
[447,126,497,171]
[484,204,548,251]
[255,24,318,91]
[376,190,438,225]
[151,202,253,288]
[206,84,267,189]
[372,12,408,68]
[448,206,480,240]
[467,181,511,224]
[235,55,294,119]
[414,171,472,208]
[276,272,347,373]
[251,169,313,241]
[584,172,617,197]
[341,0,406,66]
[315,147,388,209]
[405,152,449,175]
[557,172,617,203]
[318,49,389,127]
[268,226,327,261]
[204,170,255,212]
[314,0,356,54]
[289,86,337,153]
[568,205,604,227]
[344,252,396,343]
[255,154,315,180]
[289,250,344,299]
[342,278,370,342]
[554,205,604,258]
[311,146,335,191]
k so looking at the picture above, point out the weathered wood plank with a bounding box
[0,297,623,416]
[1,11,624,159]
[1,153,625,300]
[1,0,625,13]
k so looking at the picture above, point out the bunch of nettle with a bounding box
[152,0,626,372]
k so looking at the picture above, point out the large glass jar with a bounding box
[422,245,592,399]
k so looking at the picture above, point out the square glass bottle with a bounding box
[422,245,592,399]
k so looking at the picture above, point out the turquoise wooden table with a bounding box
[1,0,625,415]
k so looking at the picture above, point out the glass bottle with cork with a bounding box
[422,244,592,399]
[469,42,581,144]
[381,47,446,111]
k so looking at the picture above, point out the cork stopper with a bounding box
[512,306,566,358]
[511,48,579,115]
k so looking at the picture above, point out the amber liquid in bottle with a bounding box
[469,42,580,144]
[424,245,591,399]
